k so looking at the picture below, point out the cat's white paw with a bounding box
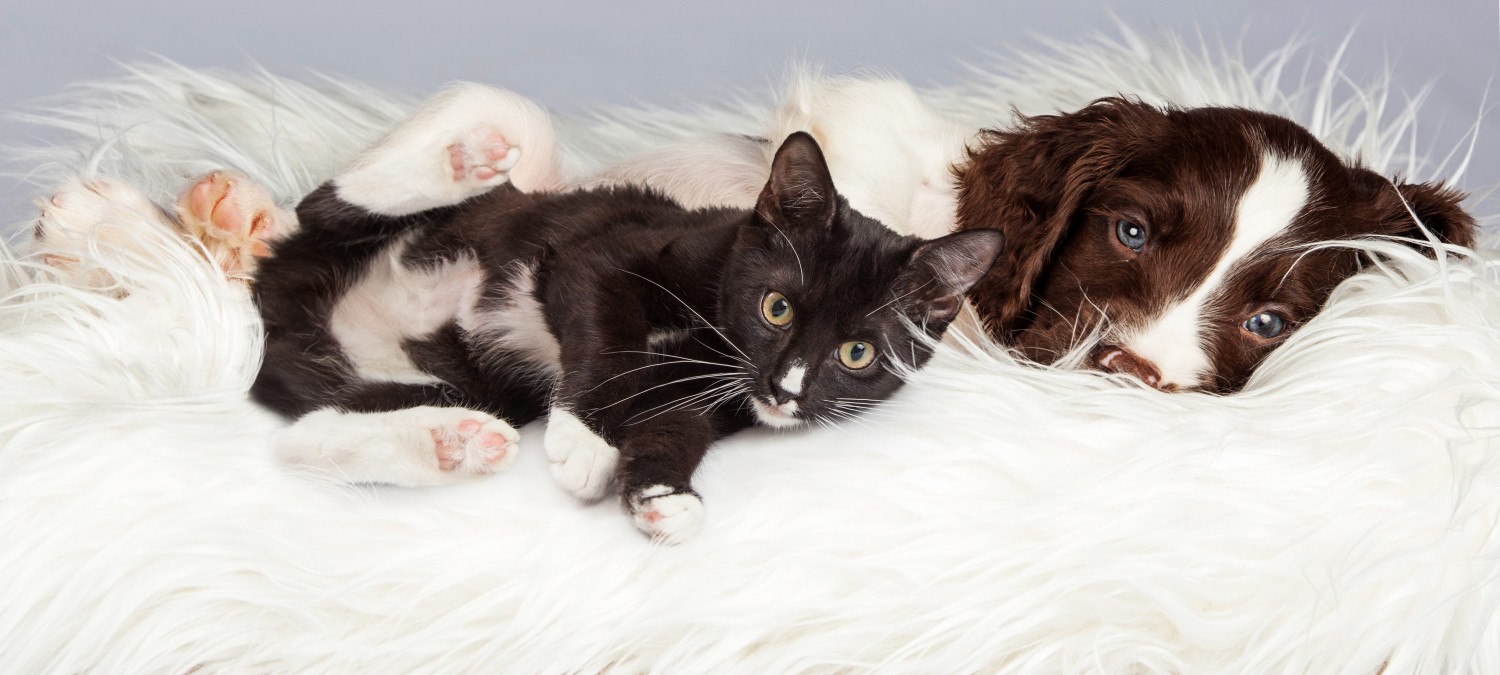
[628,485,704,545]
[334,83,561,216]
[276,406,520,486]
[447,128,522,189]
[32,177,177,291]
[423,408,520,475]
[176,170,295,282]
[544,407,619,500]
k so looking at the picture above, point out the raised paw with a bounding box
[425,409,520,475]
[543,407,620,500]
[447,129,521,187]
[333,83,562,216]
[32,177,177,292]
[176,170,295,281]
[627,485,705,545]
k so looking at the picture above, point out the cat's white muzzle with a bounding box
[751,397,803,428]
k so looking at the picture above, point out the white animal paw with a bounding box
[447,128,522,189]
[176,170,294,281]
[628,485,705,545]
[544,407,620,500]
[333,83,561,216]
[422,408,520,475]
[31,177,177,292]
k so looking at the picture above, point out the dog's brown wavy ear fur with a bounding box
[954,98,1166,340]
[1349,168,1476,250]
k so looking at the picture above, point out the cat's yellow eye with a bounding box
[762,291,793,327]
[838,340,876,369]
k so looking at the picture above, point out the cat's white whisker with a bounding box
[613,268,753,363]
[768,220,806,286]
[594,371,749,413]
[624,378,750,426]
[580,357,738,394]
[866,279,934,318]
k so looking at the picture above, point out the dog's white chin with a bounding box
[751,397,804,429]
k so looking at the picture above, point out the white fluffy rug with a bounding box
[4,29,1500,673]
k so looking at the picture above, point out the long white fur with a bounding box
[2,26,1499,673]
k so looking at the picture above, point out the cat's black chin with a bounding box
[750,396,804,429]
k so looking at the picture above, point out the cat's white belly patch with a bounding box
[328,236,483,383]
[459,262,562,375]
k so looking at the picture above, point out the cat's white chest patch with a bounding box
[328,237,483,383]
[458,262,562,375]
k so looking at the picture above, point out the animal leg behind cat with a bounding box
[173,82,566,280]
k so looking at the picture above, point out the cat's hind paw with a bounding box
[627,485,704,545]
[426,409,520,475]
[543,407,620,500]
[448,129,521,186]
[176,170,295,281]
[334,83,561,216]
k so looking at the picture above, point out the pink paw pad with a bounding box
[447,132,513,182]
[428,416,517,474]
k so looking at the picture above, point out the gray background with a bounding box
[3,0,1497,230]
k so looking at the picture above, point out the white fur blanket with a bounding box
[3,29,1499,673]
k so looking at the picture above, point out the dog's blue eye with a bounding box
[1244,312,1286,339]
[1115,219,1147,252]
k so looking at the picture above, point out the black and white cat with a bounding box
[241,85,1003,543]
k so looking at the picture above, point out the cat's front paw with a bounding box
[543,407,620,500]
[627,484,704,545]
[176,170,295,282]
[424,408,520,475]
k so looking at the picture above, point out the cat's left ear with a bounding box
[756,131,837,230]
[895,229,1005,325]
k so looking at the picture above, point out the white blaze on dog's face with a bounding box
[1113,153,1310,389]
[955,100,1476,393]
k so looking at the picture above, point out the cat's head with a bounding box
[719,132,1004,428]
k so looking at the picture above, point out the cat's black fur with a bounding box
[252,132,1003,525]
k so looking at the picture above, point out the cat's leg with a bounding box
[171,83,560,281]
[276,404,520,486]
[175,170,299,281]
[540,279,662,502]
[548,391,718,544]
[334,83,565,216]
[540,281,746,529]
[612,411,721,544]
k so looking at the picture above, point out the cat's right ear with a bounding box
[756,131,837,230]
[895,228,1005,325]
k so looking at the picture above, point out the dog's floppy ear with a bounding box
[954,98,1163,339]
[1353,169,1476,250]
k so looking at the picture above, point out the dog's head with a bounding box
[956,98,1475,393]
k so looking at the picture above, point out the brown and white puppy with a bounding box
[954,99,1476,393]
